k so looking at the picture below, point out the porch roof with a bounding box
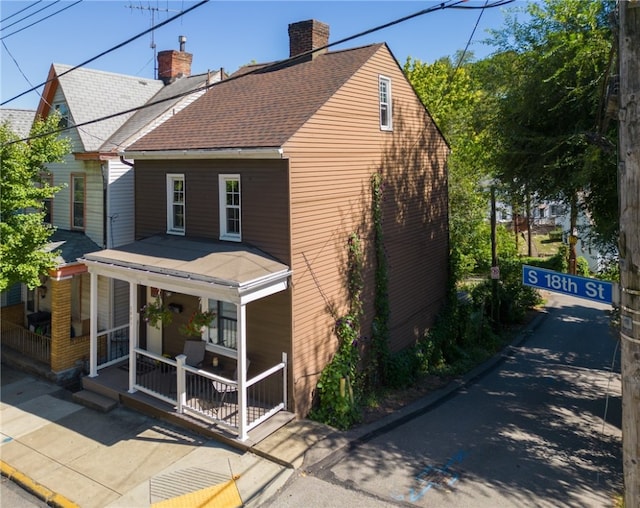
[81,235,291,303]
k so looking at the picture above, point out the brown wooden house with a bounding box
[80,20,449,440]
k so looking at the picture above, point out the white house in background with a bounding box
[495,197,605,272]
[495,198,567,226]
[557,209,605,273]
[0,38,224,382]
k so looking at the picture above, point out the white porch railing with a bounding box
[131,348,287,440]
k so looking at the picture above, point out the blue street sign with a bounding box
[522,265,613,304]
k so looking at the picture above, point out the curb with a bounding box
[305,300,552,472]
[0,460,79,508]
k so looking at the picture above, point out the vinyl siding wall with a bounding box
[45,89,111,343]
[134,158,293,374]
[135,159,291,263]
[47,88,104,247]
[284,46,449,415]
[106,159,135,248]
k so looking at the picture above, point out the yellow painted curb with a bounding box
[152,478,242,508]
[1,460,80,508]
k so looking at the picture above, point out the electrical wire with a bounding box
[1,1,83,41]
[410,0,505,151]
[2,40,37,94]
[1,0,209,106]
[3,0,513,145]
[0,0,43,25]
[0,0,58,32]
[2,39,110,145]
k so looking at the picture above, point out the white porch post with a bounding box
[237,303,248,441]
[128,282,138,393]
[89,271,98,377]
[176,354,187,413]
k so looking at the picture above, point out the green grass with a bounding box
[517,232,562,258]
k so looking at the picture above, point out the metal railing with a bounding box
[97,324,130,369]
[130,348,287,440]
[0,320,51,363]
[131,349,177,405]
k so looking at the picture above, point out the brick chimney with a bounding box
[288,20,329,60]
[157,35,192,84]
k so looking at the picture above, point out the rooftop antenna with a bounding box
[125,3,180,79]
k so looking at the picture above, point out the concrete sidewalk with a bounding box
[1,299,550,507]
[0,364,332,508]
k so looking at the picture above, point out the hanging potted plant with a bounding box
[179,309,217,337]
[140,299,172,329]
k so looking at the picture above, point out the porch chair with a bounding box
[212,358,251,407]
[182,340,206,368]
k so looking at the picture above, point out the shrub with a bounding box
[549,228,563,242]
[470,257,542,326]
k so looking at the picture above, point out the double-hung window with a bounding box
[205,299,238,352]
[166,174,185,235]
[219,174,241,241]
[379,75,392,131]
[71,174,85,230]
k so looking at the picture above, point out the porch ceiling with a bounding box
[80,235,290,301]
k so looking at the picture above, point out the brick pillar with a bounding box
[50,277,72,372]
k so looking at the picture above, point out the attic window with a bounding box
[379,75,392,131]
[54,103,70,128]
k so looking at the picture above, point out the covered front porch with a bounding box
[80,353,294,445]
[81,235,293,442]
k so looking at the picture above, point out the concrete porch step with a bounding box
[72,389,119,413]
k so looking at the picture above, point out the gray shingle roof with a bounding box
[0,108,35,138]
[46,229,101,267]
[126,44,383,152]
[99,71,221,153]
[53,64,164,152]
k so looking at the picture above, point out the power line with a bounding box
[3,0,513,146]
[0,0,57,31]
[1,1,82,41]
[1,40,38,92]
[2,38,111,145]
[0,0,209,106]
[0,0,43,25]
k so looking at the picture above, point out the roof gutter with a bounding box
[120,147,285,160]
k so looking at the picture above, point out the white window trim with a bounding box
[166,173,185,235]
[379,75,392,131]
[204,298,238,359]
[71,174,85,230]
[219,174,241,242]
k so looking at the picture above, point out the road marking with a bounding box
[390,450,468,502]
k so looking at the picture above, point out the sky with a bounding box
[0,0,531,111]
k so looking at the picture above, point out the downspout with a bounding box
[120,155,134,168]
[101,162,108,249]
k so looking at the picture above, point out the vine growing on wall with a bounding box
[368,171,390,388]
[310,232,364,430]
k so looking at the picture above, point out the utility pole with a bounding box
[619,2,640,507]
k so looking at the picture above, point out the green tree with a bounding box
[0,114,69,291]
[404,55,494,279]
[487,0,617,252]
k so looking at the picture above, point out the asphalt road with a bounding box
[266,293,623,507]
[0,475,49,507]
